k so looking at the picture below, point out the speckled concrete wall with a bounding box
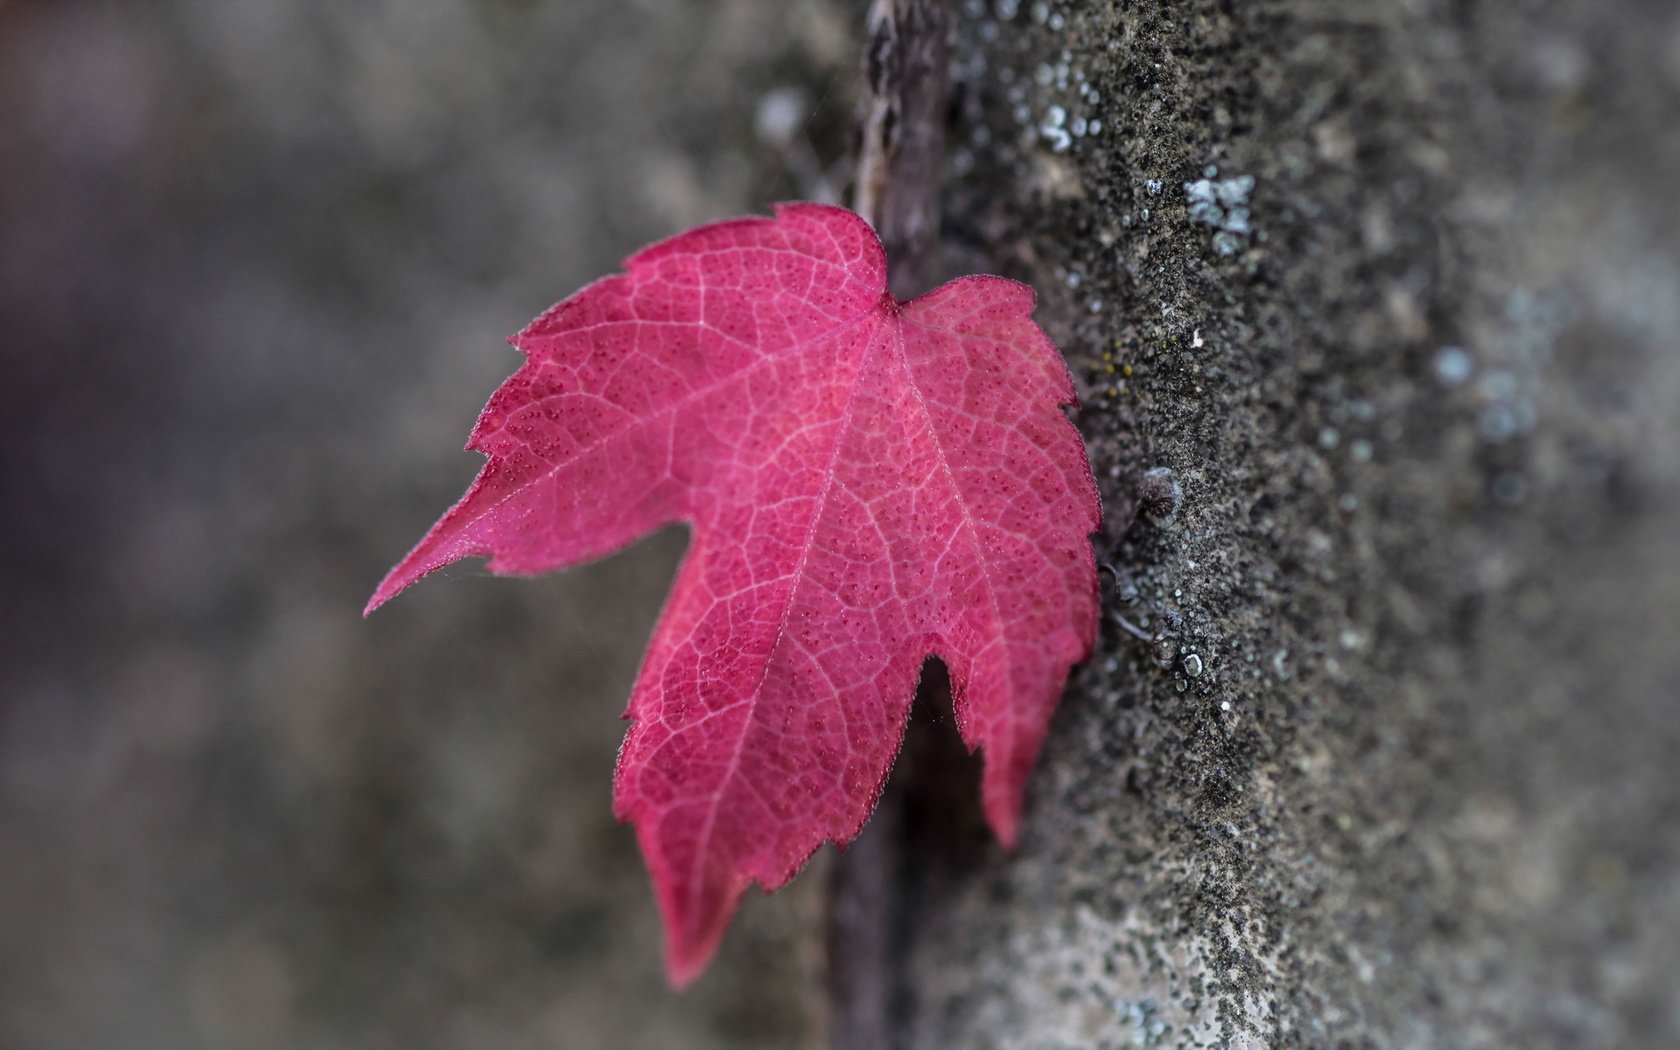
[883,1,1680,1046]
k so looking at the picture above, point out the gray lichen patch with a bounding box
[1183,171,1256,255]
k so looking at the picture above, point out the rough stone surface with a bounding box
[886,0,1680,1046]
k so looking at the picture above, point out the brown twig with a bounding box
[852,0,953,300]
[824,775,900,1050]
[828,3,954,1047]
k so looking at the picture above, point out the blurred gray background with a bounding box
[0,2,857,1047]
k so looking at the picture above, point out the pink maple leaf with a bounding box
[368,203,1100,984]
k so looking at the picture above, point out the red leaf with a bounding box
[368,203,1099,984]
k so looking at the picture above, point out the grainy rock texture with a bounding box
[883,1,1680,1046]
